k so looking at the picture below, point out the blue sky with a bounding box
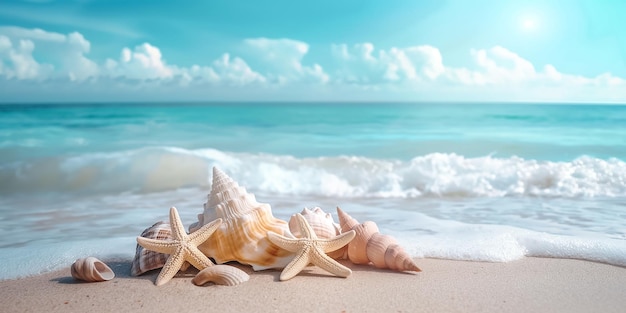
[0,0,624,102]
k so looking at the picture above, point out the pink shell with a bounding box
[337,207,421,272]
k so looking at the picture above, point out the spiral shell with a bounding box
[189,167,295,271]
[192,265,250,286]
[71,257,115,282]
[289,207,346,259]
[337,207,421,272]
[289,207,341,238]
[130,221,171,276]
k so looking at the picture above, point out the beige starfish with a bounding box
[136,207,222,286]
[267,213,356,281]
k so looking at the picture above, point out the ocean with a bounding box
[1,102,625,279]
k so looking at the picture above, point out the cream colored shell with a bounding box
[289,207,346,259]
[71,257,115,282]
[192,265,250,286]
[337,207,421,272]
[189,167,294,271]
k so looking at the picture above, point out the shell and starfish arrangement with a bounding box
[78,166,420,286]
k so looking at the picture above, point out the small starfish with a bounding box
[136,207,222,286]
[267,213,356,281]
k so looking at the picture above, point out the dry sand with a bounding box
[1,257,625,313]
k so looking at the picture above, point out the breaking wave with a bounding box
[1,146,625,198]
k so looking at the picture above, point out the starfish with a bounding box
[267,213,356,281]
[136,207,222,286]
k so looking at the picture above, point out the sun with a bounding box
[520,15,539,31]
[522,18,536,30]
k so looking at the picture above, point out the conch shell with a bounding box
[289,207,346,259]
[337,207,421,272]
[131,221,171,276]
[192,265,250,286]
[189,167,294,271]
[71,257,115,282]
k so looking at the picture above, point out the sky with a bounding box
[0,0,625,103]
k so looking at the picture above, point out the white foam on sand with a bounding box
[0,237,135,280]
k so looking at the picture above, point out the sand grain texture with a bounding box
[1,258,625,313]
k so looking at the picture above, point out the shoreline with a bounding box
[1,257,625,313]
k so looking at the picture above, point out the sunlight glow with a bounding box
[521,17,537,31]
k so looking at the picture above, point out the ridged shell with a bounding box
[384,243,419,272]
[288,207,346,259]
[192,265,250,286]
[347,221,379,264]
[289,207,341,238]
[337,207,421,272]
[131,221,171,276]
[189,167,294,271]
[71,257,115,282]
[366,233,397,268]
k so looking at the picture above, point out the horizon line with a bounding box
[1,100,625,106]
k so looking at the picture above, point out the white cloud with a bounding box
[331,43,445,84]
[105,43,174,80]
[210,53,266,85]
[444,46,626,91]
[102,45,266,87]
[11,40,40,79]
[0,27,268,88]
[188,64,219,83]
[406,45,445,80]
[449,46,540,85]
[0,26,66,42]
[0,26,624,102]
[0,27,97,81]
[0,35,53,80]
[244,37,329,84]
[63,32,98,81]
[330,42,625,102]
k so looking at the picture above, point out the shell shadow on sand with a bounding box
[52,260,138,284]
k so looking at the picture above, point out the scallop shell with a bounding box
[189,167,295,271]
[130,221,171,276]
[336,207,421,272]
[192,265,250,286]
[71,257,115,282]
[289,207,346,259]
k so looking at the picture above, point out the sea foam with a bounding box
[1,147,624,198]
[1,209,624,281]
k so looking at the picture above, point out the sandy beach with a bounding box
[1,257,624,313]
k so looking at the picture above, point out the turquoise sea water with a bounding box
[1,102,625,279]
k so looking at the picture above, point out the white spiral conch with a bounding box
[71,257,115,282]
[189,167,295,271]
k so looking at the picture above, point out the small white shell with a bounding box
[71,257,115,282]
[289,207,341,238]
[289,207,345,259]
[192,265,250,286]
